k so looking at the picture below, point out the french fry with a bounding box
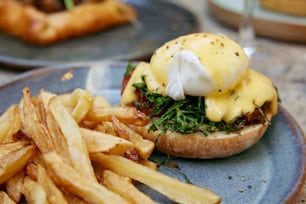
[0,87,222,204]
[80,128,133,155]
[53,89,94,123]
[138,160,158,171]
[0,105,21,143]
[5,171,25,203]
[38,89,56,110]
[93,95,112,108]
[22,176,48,204]
[48,96,96,182]
[91,153,221,204]
[45,112,72,166]
[94,122,117,135]
[20,87,55,153]
[0,191,16,204]
[0,141,30,156]
[61,190,89,204]
[43,151,129,204]
[26,164,68,204]
[70,88,93,123]
[112,117,154,159]
[36,90,73,166]
[0,144,35,185]
[92,161,106,184]
[57,93,73,107]
[0,108,12,142]
[103,170,157,204]
[85,106,150,126]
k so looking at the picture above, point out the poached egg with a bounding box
[121,33,278,122]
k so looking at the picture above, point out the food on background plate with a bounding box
[259,0,306,16]
[0,0,136,45]
[0,87,221,204]
[121,32,279,159]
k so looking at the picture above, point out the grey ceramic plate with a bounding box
[0,0,199,69]
[0,62,305,204]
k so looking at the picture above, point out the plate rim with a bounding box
[276,105,306,204]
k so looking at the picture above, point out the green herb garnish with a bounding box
[133,76,173,116]
[124,63,136,77]
[63,0,75,10]
[133,77,243,136]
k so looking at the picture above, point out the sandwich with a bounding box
[120,33,279,159]
[0,0,136,45]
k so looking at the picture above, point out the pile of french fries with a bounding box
[0,87,221,204]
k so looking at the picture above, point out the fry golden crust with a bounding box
[133,113,272,159]
[0,0,136,45]
[0,87,222,203]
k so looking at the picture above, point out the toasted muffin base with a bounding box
[133,114,272,159]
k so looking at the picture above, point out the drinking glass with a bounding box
[238,0,290,82]
[238,0,257,56]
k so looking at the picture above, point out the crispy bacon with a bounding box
[121,67,158,116]
[244,102,271,125]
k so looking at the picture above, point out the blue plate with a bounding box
[0,61,305,204]
[0,0,199,69]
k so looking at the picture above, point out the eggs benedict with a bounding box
[121,33,278,159]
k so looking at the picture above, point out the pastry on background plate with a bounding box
[259,0,306,16]
[0,0,136,45]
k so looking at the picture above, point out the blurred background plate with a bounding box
[208,0,306,43]
[0,62,305,204]
[0,0,200,69]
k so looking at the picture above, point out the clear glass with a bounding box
[238,0,290,82]
[238,0,256,56]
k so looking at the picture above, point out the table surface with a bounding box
[0,0,305,203]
